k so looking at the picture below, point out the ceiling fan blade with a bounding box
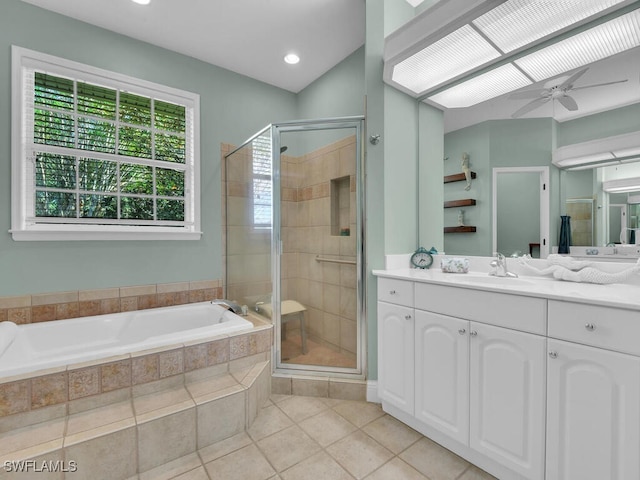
[558,94,578,111]
[509,89,548,99]
[559,67,589,89]
[511,97,550,118]
[572,79,629,91]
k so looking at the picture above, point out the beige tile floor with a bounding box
[134,395,497,480]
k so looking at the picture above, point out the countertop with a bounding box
[373,267,640,312]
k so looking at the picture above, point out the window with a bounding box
[11,46,201,240]
[251,132,272,228]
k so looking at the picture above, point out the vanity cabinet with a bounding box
[377,272,640,480]
[377,278,414,415]
[469,322,546,480]
[414,309,546,480]
[546,301,640,480]
[415,310,469,444]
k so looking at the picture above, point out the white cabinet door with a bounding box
[546,339,640,480]
[415,310,469,445]
[378,301,414,415]
[469,323,546,480]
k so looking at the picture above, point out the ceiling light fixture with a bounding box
[428,63,531,108]
[603,177,640,193]
[552,131,640,170]
[131,0,151,4]
[284,53,300,65]
[383,0,636,102]
[515,9,640,81]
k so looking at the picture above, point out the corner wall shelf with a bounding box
[444,172,476,184]
[444,199,476,208]
[444,226,477,233]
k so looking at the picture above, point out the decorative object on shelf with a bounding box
[461,152,472,191]
[411,246,433,269]
[444,226,477,233]
[518,254,640,284]
[558,215,572,254]
[444,199,476,208]
[457,209,465,226]
[441,257,470,273]
[444,172,477,184]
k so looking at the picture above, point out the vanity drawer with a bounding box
[415,282,546,335]
[378,278,414,307]
[548,300,640,356]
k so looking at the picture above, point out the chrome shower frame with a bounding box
[225,115,366,379]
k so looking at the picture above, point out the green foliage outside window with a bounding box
[33,72,187,223]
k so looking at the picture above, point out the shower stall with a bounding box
[223,117,365,376]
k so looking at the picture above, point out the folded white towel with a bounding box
[0,321,18,358]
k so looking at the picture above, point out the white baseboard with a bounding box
[366,380,380,403]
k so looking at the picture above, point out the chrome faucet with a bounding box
[211,299,243,314]
[489,252,518,278]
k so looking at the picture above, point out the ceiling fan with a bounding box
[510,67,628,118]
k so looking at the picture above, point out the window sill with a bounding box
[10,227,203,241]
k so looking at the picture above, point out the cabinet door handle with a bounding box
[458,328,466,335]
[585,323,596,331]
[549,351,558,359]
[469,330,478,337]
[389,290,396,295]
[405,314,412,320]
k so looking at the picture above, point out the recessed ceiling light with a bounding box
[131,0,151,5]
[284,53,300,65]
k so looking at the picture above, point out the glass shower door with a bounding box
[274,119,363,374]
[224,127,274,323]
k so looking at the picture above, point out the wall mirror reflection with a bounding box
[438,44,640,259]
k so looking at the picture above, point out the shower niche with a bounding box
[224,117,364,377]
[331,176,352,237]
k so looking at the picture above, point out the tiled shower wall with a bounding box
[221,136,358,358]
[0,280,222,325]
[281,135,358,357]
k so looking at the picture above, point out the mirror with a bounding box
[441,45,640,258]
[563,160,640,249]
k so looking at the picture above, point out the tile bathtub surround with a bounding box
[0,280,223,325]
[0,326,272,420]
[0,360,272,479]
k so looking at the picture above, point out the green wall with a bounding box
[0,0,300,296]
[296,47,365,120]
[558,103,640,146]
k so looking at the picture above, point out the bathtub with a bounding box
[0,301,253,378]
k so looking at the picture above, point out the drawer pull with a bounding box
[389,290,396,295]
[458,328,466,335]
[585,323,596,331]
[549,351,558,359]
[405,314,412,320]
[469,330,478,337]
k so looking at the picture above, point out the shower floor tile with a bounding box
[144,395,498,480]
[281,334,356,368]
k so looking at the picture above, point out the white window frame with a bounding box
[11,46,202,241]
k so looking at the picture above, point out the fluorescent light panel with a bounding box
[603,177,640,193]
[553,131,640,169]
[392,25,500,94]
[427,63,531,108]
[473,0,627,53]
[515,9,640,81]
